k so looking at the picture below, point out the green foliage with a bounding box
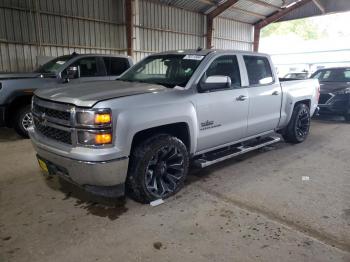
[261,19,324,40]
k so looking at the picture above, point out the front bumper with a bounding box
[318,93,350,115]
[29,127,129,196]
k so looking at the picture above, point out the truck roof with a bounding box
[70,53,129,58]
[154,49,269,57]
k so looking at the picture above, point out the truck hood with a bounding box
[319,81,350,94]
[35,80,168,107]
[0,72,43,80]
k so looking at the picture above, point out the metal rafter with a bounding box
[206,0,240,48]
[255,0,312,28]
[312,0,326,13]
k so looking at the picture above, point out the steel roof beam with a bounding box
[254,0,312,28]
[206,0,240,48]
[312,0,326,13]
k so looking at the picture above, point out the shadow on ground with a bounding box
[0,128,22,142]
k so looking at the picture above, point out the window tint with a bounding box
[103,57,130,76]
[205,55,241,87]
[243,56,273,85]
[120,55,202,87]
[75,57,101,77]
[312,68,350,82]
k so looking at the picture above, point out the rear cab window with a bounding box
[103,57,130,76]
[243,56,274,86]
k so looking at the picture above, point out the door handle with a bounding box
[272,91,280,96]
[236,95,247,101]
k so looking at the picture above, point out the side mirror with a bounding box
[63,66,79,83]
[200,75,231,92]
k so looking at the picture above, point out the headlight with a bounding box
[77,131,112,146]
[334,87,350,95]
[76,109,112,127]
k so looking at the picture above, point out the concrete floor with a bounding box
[0,118,349,262]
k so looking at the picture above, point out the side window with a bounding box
[243,56,274,86]
[103,57,130,76]
[110,58,129,75]
[75,57,103,77]
[205,55,241,87]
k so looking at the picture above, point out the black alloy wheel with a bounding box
[145,145,185,198]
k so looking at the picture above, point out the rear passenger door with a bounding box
[243,55,282,137]
[69,57,109,83]
[103,57,130,80]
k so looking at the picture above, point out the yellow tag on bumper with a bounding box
[38,159,49,172]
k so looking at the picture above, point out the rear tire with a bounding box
[282,103,311,144]
[13,105,32,138]
[126,134,189,203]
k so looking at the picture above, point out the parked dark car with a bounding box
[0,53,133,137]
[311,67,350,121]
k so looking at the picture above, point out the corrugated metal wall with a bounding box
[0,0,254,72]
[212,17,253,51]
[133,0,206,62]
[0,0,127,72]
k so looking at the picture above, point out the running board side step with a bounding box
[193,136,281,168]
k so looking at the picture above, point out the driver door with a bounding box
[65,57,109,84]
[194,55,249,152]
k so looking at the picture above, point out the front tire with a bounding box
[13,105,32,138]
[283,103,311,144]
[126,134,189,203]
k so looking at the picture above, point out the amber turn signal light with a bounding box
[94,113,111,124]
[94,133,112,145]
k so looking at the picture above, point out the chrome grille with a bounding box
[33,104,70,121]
[32,97,73,145]
[34,118,72,145]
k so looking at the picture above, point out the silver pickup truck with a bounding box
[29,49,320,203]
[0,53,133,137]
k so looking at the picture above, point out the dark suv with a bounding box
[311,67,350,121]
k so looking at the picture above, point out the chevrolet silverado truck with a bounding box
[28,49,320,203]
[0,53,133,137]
[310,67,350,121]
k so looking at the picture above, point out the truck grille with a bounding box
[319,94,332,104]
[32,97,73,145]
[34,118,72,145]
[33,104,70,121]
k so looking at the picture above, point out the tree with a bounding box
[261,19,324,40]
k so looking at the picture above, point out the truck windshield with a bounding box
[311,68,350,82]
[119,55,203,88]
[35,55,73,74]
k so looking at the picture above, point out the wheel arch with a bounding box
[6,94,33,127]
[130,122,192,155]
